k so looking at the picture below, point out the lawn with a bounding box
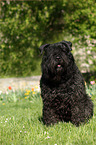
[0,84,96,145]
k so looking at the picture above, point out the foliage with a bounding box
[0,86,40,103]
[86,83,96,98]
[0,0,96,76]
[0,1,65,77]
[62,0,96,72]
[71,35,96,73]
[0,84,96,145]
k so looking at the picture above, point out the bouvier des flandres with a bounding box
[39,40,93,126]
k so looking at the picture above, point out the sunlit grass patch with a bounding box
[0,84,96,145]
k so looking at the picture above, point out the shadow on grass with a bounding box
[38,116,44,124]
[82,71,96,83]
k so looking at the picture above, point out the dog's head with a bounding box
[39,40,74,82]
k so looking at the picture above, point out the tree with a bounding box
[0,1,65,76]
[62,0,96,73]
[0,0,96,77]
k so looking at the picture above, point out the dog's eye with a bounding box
[61,47,68,54]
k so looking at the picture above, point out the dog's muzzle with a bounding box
[56,56,64,69]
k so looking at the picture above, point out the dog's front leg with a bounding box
[42,104,60,125]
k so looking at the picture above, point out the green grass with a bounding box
[0,85,96,145]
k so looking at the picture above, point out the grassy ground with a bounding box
[0,84,96,145]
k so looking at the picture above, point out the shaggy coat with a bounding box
[40,41,93,126]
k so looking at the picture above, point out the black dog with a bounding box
[39,40,93,126]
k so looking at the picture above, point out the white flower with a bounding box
[0,91,2,95]
[6,91,9,95]
[45,136,51,139]
[44,131,47,135]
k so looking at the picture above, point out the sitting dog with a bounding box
[39,40,93,126]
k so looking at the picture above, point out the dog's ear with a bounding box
[61,40,72,51]
[39,44,50,54]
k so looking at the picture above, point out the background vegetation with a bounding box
[0,0,96,78]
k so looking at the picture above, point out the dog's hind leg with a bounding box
[71,96,93,126]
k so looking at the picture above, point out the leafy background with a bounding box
[0,0,96,78]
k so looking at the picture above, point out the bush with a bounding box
[0,1,64,77]
[0,0,96,76]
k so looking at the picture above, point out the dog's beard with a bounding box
[56,64,64,73]
[42,55,69,82]
[48,61,66,82]
[55,64,65,81]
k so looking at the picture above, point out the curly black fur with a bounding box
[40,41,93,126]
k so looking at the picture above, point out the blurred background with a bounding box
[0,0,96,82]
